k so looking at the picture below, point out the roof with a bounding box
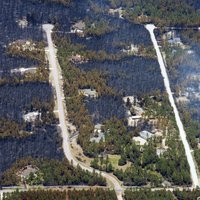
[168,37,181,44]
[133,136,146,145]
[95,123,102,130]
[90,132,105,143]
[19,165,38,178]
[140,130,154,140]
[78,89,97,98]
[156,148,166,157]
[72,21,85,30]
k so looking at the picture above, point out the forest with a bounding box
[56,31,191,186]
[108,0,200,26]
[124,189,200,200]
[2,189,117,200]
[1,158,106,186]
[3,188,200,200]
[0,0,198,192]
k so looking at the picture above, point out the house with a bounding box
[78,89,98,98]
[133,136,147,146]
[139,130,154,140]
[156,148,167,157]
[123,96,136,105]
[108,7,124,19]
[168,37,182,46]
[132,106,144,116]
[16,17,28,28]
[17,165,39,180]
[122,44,139,55]
[70,54,87,64]
[9,40,36,51]
[71,20,86,34]
[166,30,175,39]
[162,180,171,187]
[90,124,105,143]
[11,67,37,75]
[23,111,40,122]
[127,115,141,127]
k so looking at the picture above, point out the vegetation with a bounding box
[0,119,29,138]
[174,189,200,200]
[30,0,71,5]
[0,158,106,186]
[124,189,200,200]
[55,32,191,186]
[124,189,175,200]
[108,0,200,27]
[67,189,117,200]
[3,190,67,200]
[2,189,117,200]
[84,19,113,37]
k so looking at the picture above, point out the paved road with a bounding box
[42,24,123,200]
[145,24,200,188]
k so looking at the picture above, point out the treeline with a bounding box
[124,189,200,200]
[29,0,71,5]
[4,188,200,200]
[124,189,175,200]
[1,158,106,186]
[108,0,200,27]
[3,190,66,200]
[67,189,117,200]
[2,189,117,200]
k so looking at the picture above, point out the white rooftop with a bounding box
[23,111,40,122]
[140,130,154,140]
[133,136,147,146]
[78,89,97,98]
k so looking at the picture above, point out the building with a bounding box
[90,124,105,143]
[168,37,182,46]
[78,89,98,98]
[23,111,40,122]
[122,44,139,55]
[17,165,38,180]
[156,148,167,157]
[16,17,28,28]
[127,115,141,127]
[70,54,88,64]
[133,136,147,146]
[71,20,86,34]
[139,130,154,140]
[11,67,37,75]
[123,96,136,105]
[108,7,124,19]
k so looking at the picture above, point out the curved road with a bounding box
[145,24,200,187]
[42,24,123,200]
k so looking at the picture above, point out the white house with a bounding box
[133,136,147,145]
[139,130,154,140]
[78,89,98,98]
[90,124,105,143]
[71,20,86,34]
[23,111,40,122]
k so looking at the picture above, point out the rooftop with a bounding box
[133,136,147,145]
[139,130,154,140]
[78,89,98,98]
[72,20,86,30]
